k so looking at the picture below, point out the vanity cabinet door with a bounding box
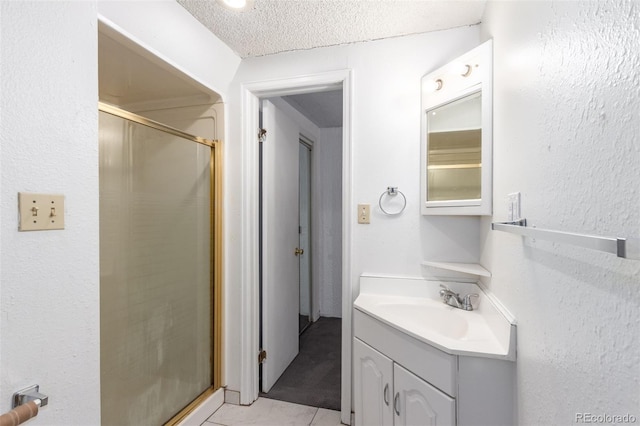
[393,364,456,426]
[354,338,394,426]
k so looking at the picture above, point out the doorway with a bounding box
[258,92,344,412]
[239,69,352,425]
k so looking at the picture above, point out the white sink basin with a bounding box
[354,276,516,359]
[374,302,469,339]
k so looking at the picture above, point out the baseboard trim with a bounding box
[224,389,241,405]
[176,388,224,425]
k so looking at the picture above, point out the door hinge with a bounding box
[258,128,267,143]
[258,349,267,364]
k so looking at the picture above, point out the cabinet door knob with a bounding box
[383,383,389,406]
[393,392,400,416]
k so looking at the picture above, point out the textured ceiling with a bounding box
[178,0,486,58]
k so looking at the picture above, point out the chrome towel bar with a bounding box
[491,219,640,260]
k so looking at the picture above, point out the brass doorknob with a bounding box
[294,248,304,256]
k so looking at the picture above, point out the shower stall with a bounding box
[98,103,222,425]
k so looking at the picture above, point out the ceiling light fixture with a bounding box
[216,0,253,11]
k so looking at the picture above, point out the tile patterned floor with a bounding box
[202,397,343,426]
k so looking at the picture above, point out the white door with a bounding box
[261,99,300,393]
[353,339,394,426]
[394,364,455,426]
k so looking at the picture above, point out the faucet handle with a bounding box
[461,293,479,311]
[439,284,454,298]
[439,284,456,293]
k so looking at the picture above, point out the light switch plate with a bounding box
[18,192,65,231]
[506,192,521,221]
[358,204,370,224]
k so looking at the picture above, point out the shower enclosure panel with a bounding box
[99,109,215,425]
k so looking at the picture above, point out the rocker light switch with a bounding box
[506,192,521,221]
[18,192,65,231]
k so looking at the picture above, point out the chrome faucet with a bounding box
[439,284,478,311]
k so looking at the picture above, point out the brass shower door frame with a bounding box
[98,102,224,424]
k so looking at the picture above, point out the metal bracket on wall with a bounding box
[491,219,640,260]
[12,384,48,409]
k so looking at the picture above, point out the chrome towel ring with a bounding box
[379,187,406,215]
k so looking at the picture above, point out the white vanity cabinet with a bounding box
[353,302,516,426]
[354,338,455,426]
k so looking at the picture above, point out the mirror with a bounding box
[421,40,492,216]
[427,91,482,202]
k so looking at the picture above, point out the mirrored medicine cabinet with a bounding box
[421,40,493,216]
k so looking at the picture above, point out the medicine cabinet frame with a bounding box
[420,39,493,216]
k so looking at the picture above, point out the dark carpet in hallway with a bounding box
[260,317,341,411]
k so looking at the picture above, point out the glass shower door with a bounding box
[99,110,213,425]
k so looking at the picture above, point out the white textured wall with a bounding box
[316,127,343,318]
[481,1,640,424]
[1,1,239,423]
[0,1,100,423]
[224,26,481,393]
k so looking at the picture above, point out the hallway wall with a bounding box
[480,1,640,423]
[315,127,343,318]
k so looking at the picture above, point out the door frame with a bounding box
[239,70,353,424]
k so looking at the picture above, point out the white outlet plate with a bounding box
[18,192,65,231]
